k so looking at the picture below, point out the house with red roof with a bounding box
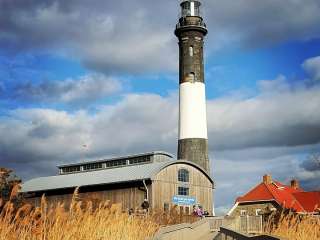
[227,175,320,216]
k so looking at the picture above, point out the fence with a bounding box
[207,216,263,234]
[216,227,286,240]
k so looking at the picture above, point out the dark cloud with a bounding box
[0,0,177,73]
[301,154,320,171]
[298,156,320,191]
[2,74,121,104]
[1,0,320,73]
[208,78,320,150]
[298,153,320,190]
[206,0,320,48]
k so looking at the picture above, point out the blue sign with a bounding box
[172,196,196,206]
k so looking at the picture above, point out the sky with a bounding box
[0,0,320,215]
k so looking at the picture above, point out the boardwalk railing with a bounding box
[207,216,263,234]
[216,227,286,240]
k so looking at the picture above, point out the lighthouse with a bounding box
[175,0,210,174]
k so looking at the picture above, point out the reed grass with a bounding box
[265,211,320,240]
[0,194,160,240]
[0,188,197,240]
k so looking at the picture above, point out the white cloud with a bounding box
[1,57,320,214]
[302,56,320,81]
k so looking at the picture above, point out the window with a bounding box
[129,156,151,165]
[83,163,103,171]
[178,187,189,196]
[105,159,127,168]
[240,210,247,216]
[189,46,194,57]
[188,72,195,82]
[256,209,262,216]
[62,166,81,174]
[178,169,189,182]
[164,203,169,212]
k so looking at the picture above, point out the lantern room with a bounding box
[180,0,202,17]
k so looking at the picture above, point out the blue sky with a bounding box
[0,0,320,215]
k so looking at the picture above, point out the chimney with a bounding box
[291,179,299,189]
[263,174,272,184]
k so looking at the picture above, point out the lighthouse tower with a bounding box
[175,0,210,174]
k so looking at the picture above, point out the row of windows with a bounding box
[62,166,80,173]
[83,163,103,171]
[105,159,127,168]
[61,156,153,174]
[240,209,266,216]
[129,156,151,165]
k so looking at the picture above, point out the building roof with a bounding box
[292,192,320,213]
[57,151,174,168]
[21,160,213,193]
[234,175,319,213]
[236,181,304,212]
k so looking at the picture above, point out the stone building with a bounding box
[227,175,320,216]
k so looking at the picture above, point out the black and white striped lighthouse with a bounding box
[175,0,210,174]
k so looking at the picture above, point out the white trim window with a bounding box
[255,209,262,216]
[178,169,190,182]
[240,210,247,216]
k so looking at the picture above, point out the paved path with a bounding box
[195,231,219,240]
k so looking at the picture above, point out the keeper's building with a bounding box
[22,152,214,214]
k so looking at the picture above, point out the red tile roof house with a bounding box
[227,175,320,217]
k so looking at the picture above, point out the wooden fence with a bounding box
[207,216,263,234]
[215,227,286,240]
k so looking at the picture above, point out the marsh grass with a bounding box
[0,192,160,240]
[264,211,320,240]
[0,188,198,240]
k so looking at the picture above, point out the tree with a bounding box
[0,168,21,202]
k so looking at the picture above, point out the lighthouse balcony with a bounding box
[175,17,207,36]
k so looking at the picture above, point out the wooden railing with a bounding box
[216,227,286,240]
[206,216,263,234]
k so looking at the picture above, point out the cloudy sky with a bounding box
[1,0,320,214]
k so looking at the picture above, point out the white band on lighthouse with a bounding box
[179,82,208,140]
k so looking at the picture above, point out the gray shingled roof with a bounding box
[21,160,213,193]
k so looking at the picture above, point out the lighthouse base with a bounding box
[178,138,210,174]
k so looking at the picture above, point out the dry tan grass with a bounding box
[265,212,320,240]
[0,195,160,240]
[0,187,198,240]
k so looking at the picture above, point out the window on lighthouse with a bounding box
[188,72,195,82]
[189,46,194,57]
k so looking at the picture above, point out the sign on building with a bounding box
[172,195,196,206]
